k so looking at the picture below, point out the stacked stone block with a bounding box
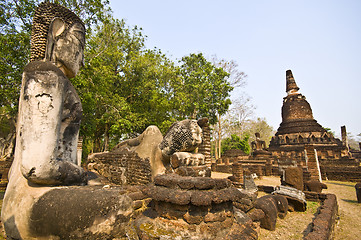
[137,174,258,239]
[126,151,152,185]
[198,121,211,167]
[304,194,338,240]
[232,161,243,184]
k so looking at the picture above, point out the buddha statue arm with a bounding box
[19,62,86,185]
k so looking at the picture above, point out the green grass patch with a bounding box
[306,201,320,214]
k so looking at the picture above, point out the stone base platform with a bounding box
[135,174,258,239]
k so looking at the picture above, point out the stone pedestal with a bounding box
[232,162,243,183]
[198,121,212,167]
[137,174,258,239]
[355,183,361,203]
[265,162,272,176]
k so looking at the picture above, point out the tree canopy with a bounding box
[176,53,233,124]
[0,0,237,157]
[221,134,250,155]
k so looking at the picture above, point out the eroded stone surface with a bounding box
[304,179,328,193]
[304,194,338,240]
[137,174,258,239]
[254,195,278,231]
[281,166,304,190]
[29,186,133,239]
[273,185,307,212]
[159,119,203,158]
[111,125,165,179]
[1,3,138,239]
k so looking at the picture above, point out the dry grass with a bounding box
[255,177,361,240]
[254,176,319,240]
[323,180,361,240]
[212,173,361,239]
[258,200,320,240]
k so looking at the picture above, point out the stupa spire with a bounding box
[286,70,299,94]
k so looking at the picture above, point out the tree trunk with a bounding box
[104,123,109,152]
[217,114,222,159]
[215,139,218,160]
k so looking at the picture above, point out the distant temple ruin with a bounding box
[268,70,360,182]
[213,70,361,183]
[268,70,349,163]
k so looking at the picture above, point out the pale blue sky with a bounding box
[109,0,361,139]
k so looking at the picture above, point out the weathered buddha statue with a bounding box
[160,118,210,176]
[18,2,86,186]
[251,132,267,151]
[250,132,272,160]
[110,118,209,179]
[1,3,133,239]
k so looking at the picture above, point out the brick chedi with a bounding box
[270,70,331,143]
[269,70,361,182]
[269,70,346,161]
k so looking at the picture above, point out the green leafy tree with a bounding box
[221,134,250,155]
[74,17,180,153]
[1,1,237,159]
[0,0,111,159]
[0,0,110,132]
[176,53,233,124]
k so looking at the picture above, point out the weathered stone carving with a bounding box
[1,3,133,239]
[19,2,86,186]
[159,119,203,158]
[170,152,205,168]
[97,119,209,183]
[251,132,272,158]
[251,132,266,151]
[197,118,212,166]
[112,125,165,179]
[273,185,307,212]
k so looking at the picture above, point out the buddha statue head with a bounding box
[30,2,85,78]
[159,119,203,158]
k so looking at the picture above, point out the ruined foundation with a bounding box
[135,174,258,239]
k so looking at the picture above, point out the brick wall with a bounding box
[88,148,152,185]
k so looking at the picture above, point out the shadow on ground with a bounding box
[341,199,358,204]
[326,181,355,187]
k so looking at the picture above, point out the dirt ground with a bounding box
[323,180,361,240]
[212,172,361,240]
[255,176,319,240]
